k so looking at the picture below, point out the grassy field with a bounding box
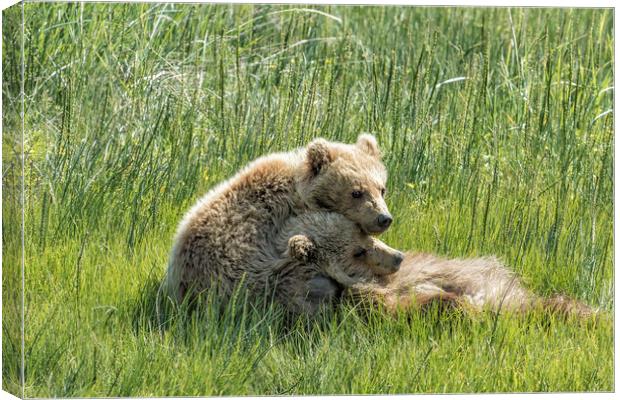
[2,3,614,396]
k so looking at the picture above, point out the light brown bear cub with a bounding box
[166,134,391,303]
[281,212,596,319]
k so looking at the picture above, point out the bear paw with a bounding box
[287,234,316,262]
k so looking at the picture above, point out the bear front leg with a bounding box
[274,271,342,316]
[306,275,342,304]
[290,275,343,316]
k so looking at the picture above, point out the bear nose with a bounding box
[393,252,404,268]
[377,214,393,228]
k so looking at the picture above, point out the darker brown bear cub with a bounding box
[166,134,391,303]
[269,212,404,315]
[281,212,597,319]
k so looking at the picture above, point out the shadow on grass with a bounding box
[128,271,607,363]
[129,274,469,338]
[127,273,349,346]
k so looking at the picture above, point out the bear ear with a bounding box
[287,234,316,262]
[356,133,381,159]
[306,138,333,176]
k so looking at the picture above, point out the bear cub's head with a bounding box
[283,212,404,278]
[301,134,392,234]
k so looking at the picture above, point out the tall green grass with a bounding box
[2,4,613,396]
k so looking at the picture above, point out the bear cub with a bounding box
[166,134,392,305]
[281,212,596,319]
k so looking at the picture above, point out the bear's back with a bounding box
[166,150,307,300]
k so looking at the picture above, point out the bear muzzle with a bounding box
[377,213,393,229]
[392,251,404,269]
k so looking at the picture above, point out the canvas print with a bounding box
[1,2,613,397]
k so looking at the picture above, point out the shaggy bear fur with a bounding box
[166,134,392,303]
[282,212,596,319]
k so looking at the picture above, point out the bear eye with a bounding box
[351,190,363,199]
[381,188,386,197]
[353,248,367,258]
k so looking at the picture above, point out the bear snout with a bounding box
[392,251,404,269]
[377,213,393,229]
